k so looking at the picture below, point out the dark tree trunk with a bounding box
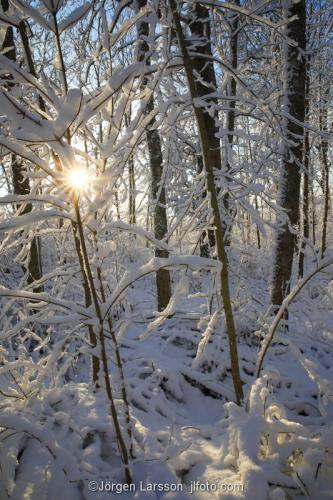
[189,3,220,251]
[298,66,310,278]
[1,0,43,290]
[137,0,171,311]
[310,163,316,246]
[145,101,172,311]
[271,0,306,307]
[224,0,240,246]
[128,155,136,225]
[255,196,261,250]
[319,89,330,259]
[189,2,239,249]
[169,0,243,405]
[225,1,239,152]
[124,112,136,226]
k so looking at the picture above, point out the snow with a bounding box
[58,4,91,34]
[0,0,332,498]
[1,250,332,498]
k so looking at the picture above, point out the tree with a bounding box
[169,0,243,404]
[189,3,221,254]
[271,0,306,308]
[298,67,310,279]
[224,0,240,246]
[1,0,43,291]
[319,86,330,259]
[137,0,172,311]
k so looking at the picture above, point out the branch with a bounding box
[256,256,333,377]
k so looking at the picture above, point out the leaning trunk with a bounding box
[169,0,243,405]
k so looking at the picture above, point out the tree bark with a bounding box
[189,3,221,251]
[310,163,316,246]
[169,0,243,405]
[123,111,136,226]
[128,155,136,225]
[298,65,310,278]
[137,0,171,311]
[319,89,330,259]
[1,0,43,291]
[271,0,306,307]
[224,0,240,246]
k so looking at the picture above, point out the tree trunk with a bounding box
[124,112,136,226]
[224,0,240,246]
[298,67,310,278]
[319,90,330,259]
[270,0,306,307]
[137,0,171,311]
[128,155,136,225]
[169,0,243,405]
[310,163,316,246]
[255,196,261,250]
[1,0,43,291]
[189,3,221,251]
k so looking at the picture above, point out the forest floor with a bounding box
[1,243,333,499]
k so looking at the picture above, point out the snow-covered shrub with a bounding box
[219,374,333,499]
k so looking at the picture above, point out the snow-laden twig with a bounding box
[257,256,333,377]
[102,255,221,321]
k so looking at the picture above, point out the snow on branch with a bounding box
[102,256,222,321]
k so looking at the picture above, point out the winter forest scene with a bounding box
[0,0,332,498]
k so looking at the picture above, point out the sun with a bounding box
[65,168,90,192]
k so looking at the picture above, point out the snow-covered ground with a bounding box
[1,245,333,499]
